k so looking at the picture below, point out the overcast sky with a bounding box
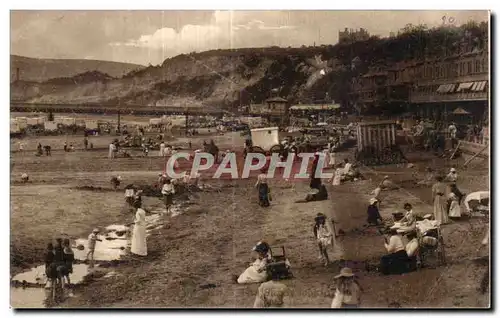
[11,10,488,66]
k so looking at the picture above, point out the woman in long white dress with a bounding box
[432,176,449,225]
[130,202,147,256]
[448,192,461,219]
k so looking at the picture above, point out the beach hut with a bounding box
[355,120,403,165]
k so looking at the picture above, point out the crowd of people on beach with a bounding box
[15,124,489,308]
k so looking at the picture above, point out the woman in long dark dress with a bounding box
[255,169,270,207]
[310,153,321,190]
[367,198,382,226]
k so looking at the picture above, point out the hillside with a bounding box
[10,55,144,83]
[10,21,488,110]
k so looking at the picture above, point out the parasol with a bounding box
[452,107,471,115]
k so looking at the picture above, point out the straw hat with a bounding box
[92,228,100,233]
[369,198,378,205]
[335,267,355,278]
[450,168,456,173]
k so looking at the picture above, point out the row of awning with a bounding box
[290,104,341,110]
[437,81,487,94]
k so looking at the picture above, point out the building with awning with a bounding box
[437,81,488,94]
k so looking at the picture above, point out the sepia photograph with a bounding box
[9,8,490,309]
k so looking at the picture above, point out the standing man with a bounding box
[84,136,89,150]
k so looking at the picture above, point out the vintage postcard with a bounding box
[10,10,490,309]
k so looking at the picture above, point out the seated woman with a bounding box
[237,242,270,284]
[367,198,382,226]
[405,232,419,272]
[341,159,355,181]
[398,203,417,233]
[380,229,408,275]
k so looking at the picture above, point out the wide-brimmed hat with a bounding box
[383,175,389,180]
[335,267,355,278]
[252,241,269,253]
[369,198,378,205]
[450,168,456,173]
[315,213,326,221]
[92,228,100,233]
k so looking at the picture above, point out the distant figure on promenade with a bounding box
[110,175,122,190]
[21,173,29,183]
[44,145,51,156]
[108,142,116,159]
[159,141,166,157]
